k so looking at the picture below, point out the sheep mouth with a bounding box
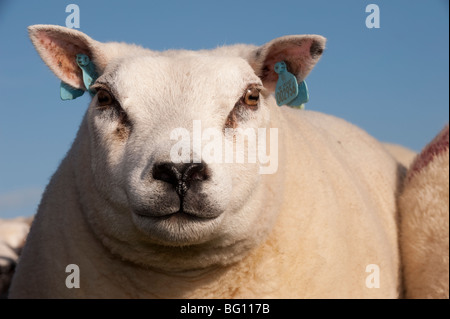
[132,209,223,245]
[133,209,219,222]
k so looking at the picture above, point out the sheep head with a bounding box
[28,25,325,270]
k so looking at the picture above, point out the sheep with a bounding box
[0,217,31,298]
[383,143,417,169]
[9,24,408,298]
[399,126,449,299]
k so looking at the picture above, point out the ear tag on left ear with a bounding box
[60,53,98,100]
[274,61,309,109]
[286,80,309,109]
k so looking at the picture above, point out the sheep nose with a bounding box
[152,162,209,197]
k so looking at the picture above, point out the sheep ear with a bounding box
[28,25,106,90]
[249,35,326,91]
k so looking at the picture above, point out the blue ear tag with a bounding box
[60,82,84,100]
[274,61,309,109]
[60,54,98,100]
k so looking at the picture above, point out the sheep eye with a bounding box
[97,89,114,107]
[243,87,260,108]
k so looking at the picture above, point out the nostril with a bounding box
[152,163,181,186]
[183,163,209,183]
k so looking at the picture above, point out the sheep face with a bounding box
[28,25,325,269]
[87,54,270,246]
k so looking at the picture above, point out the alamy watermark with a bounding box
[64,263,380,290]
[365,264,380,288]
[169,121,279,175]
[65,264,80,288]
[365,4,380,29]
[65,4,80,29]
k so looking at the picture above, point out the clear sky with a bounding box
[0,0,448,219]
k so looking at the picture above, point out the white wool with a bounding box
[6,25,446,298]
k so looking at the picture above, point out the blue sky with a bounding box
[0,0,448,218]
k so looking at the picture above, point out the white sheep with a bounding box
[0,217,31,298]
[8,25,422,298]
[399,126,449,299]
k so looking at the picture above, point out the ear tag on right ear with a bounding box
[274,61,309,108]
[60,53,98,100]
[75,54,98,97]
[60,82,84,100]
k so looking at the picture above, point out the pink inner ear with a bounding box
[262,39,314,90]
[37,31,90,88]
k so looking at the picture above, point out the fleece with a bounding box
[400,125,449,299]
[9,25,407,298]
